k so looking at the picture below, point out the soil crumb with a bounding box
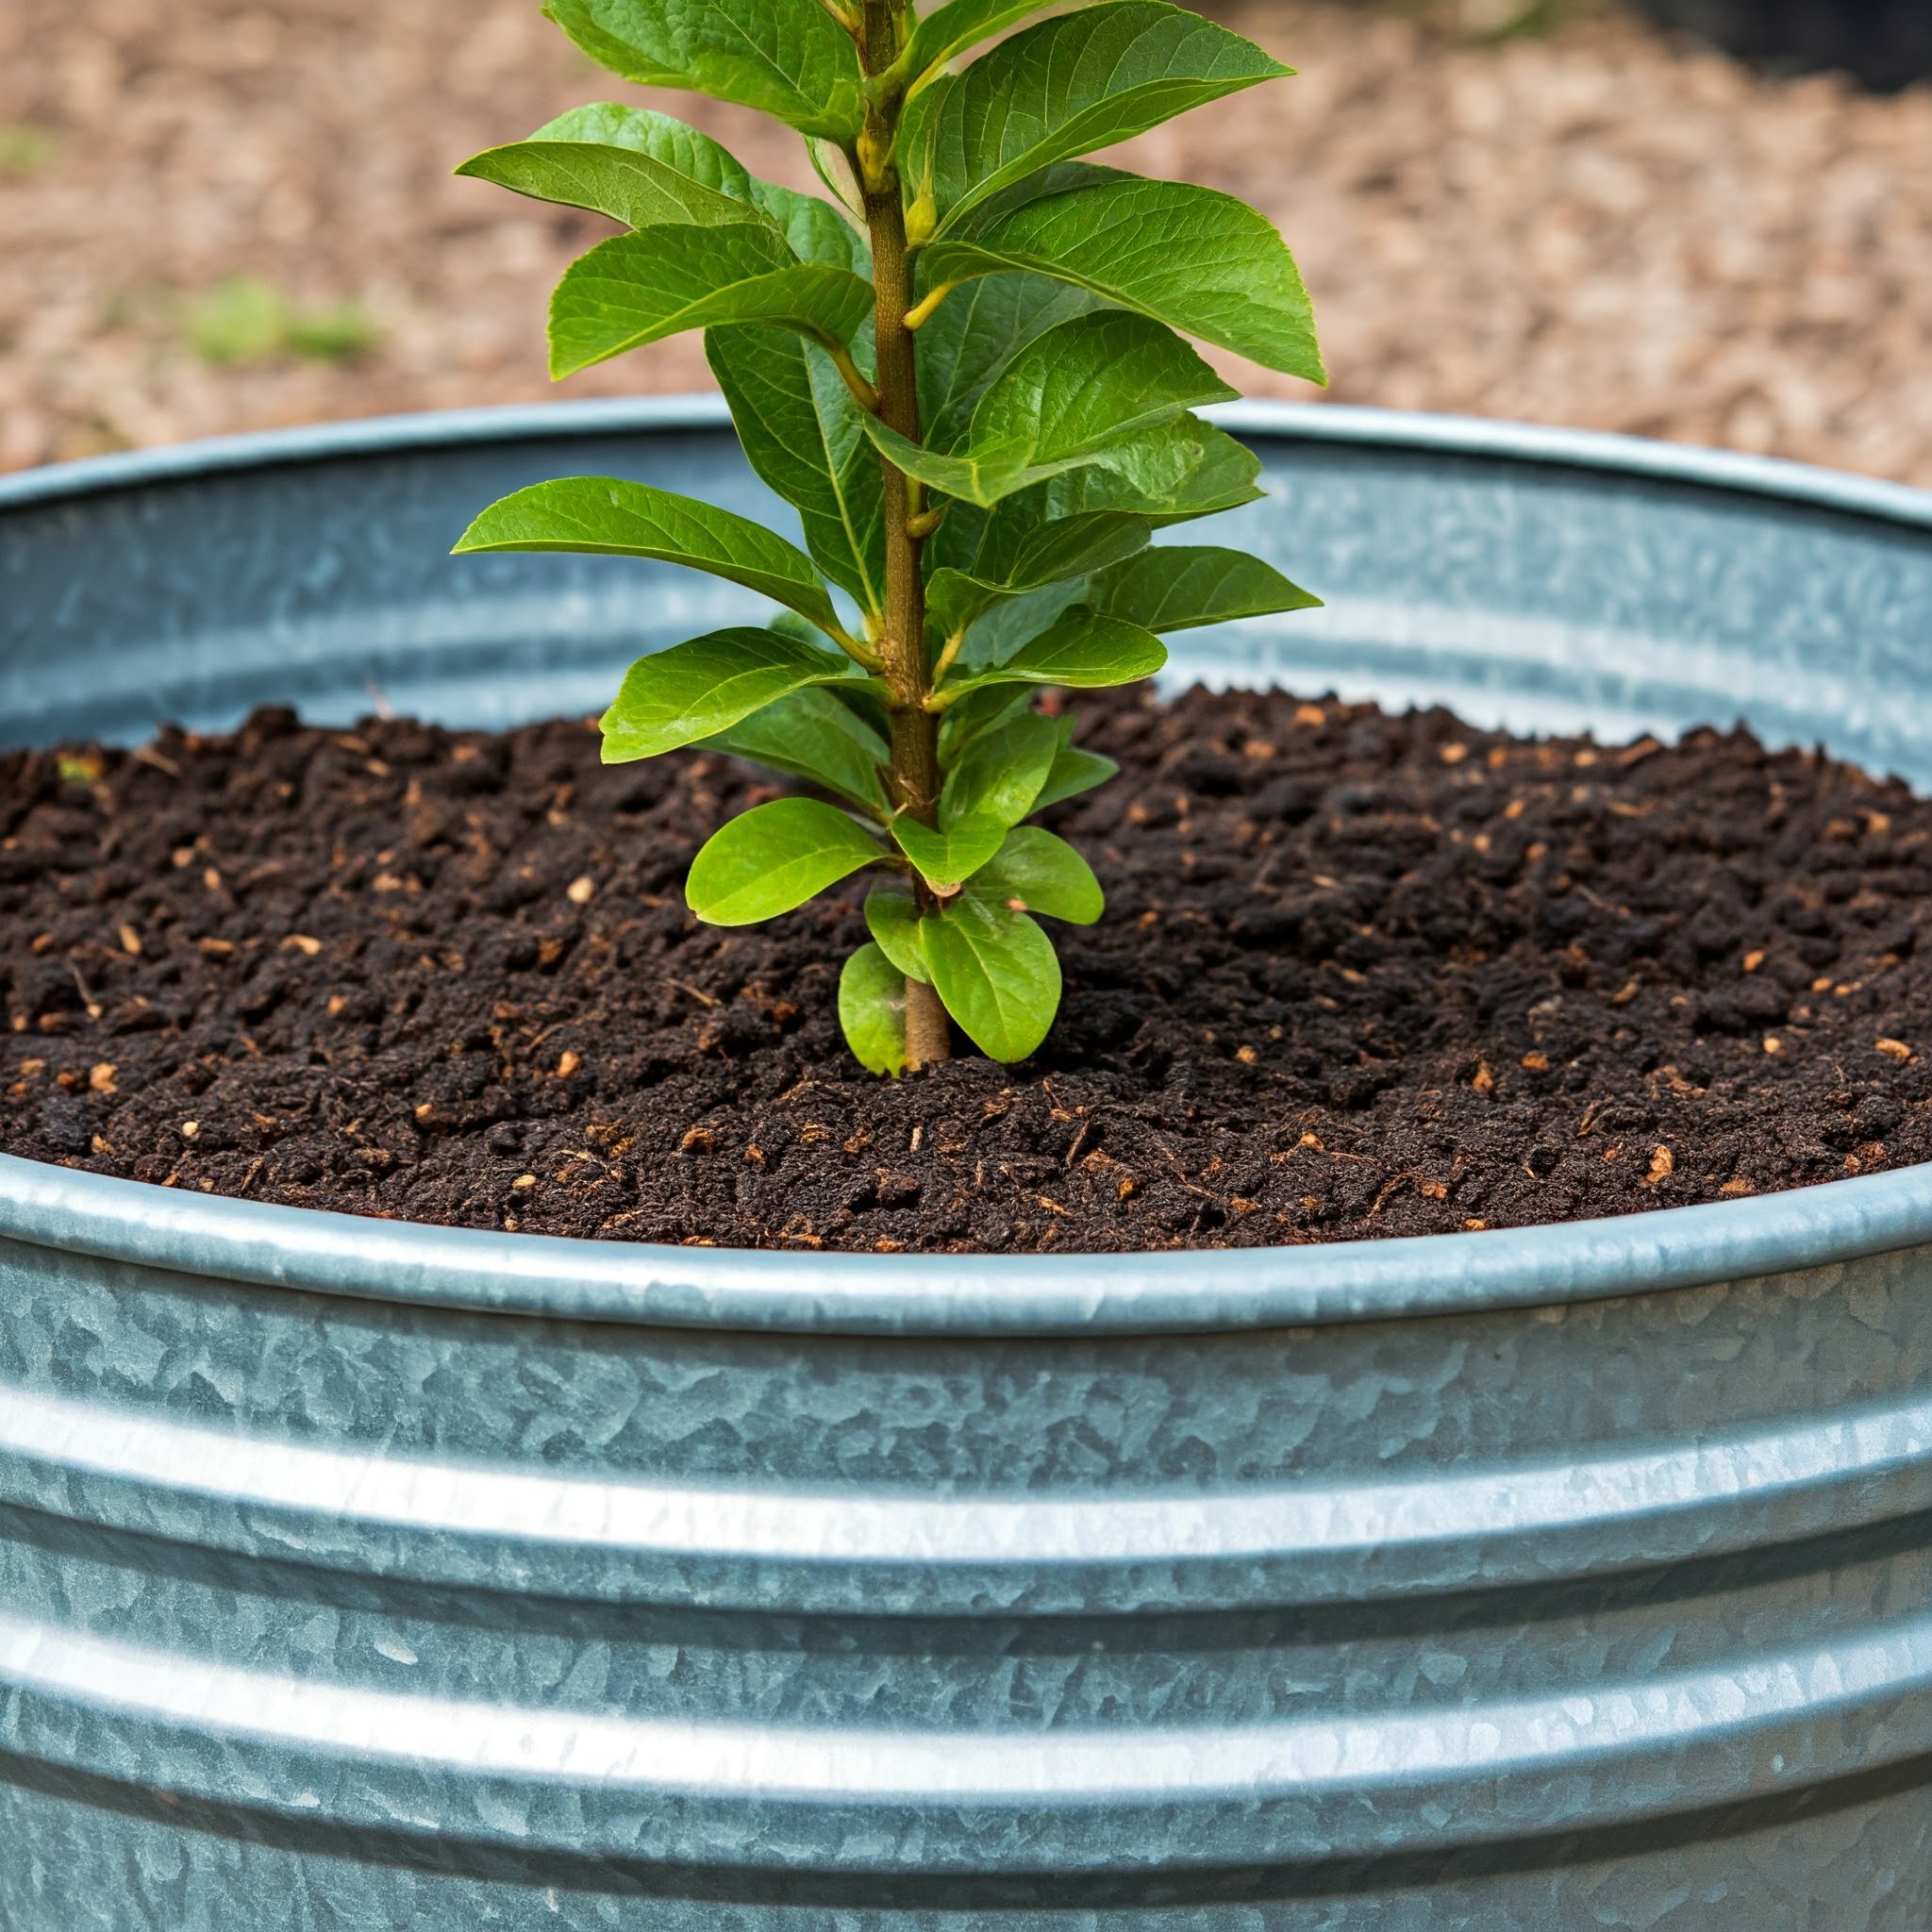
[5,688,1931,1253]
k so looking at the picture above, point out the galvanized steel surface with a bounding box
[3,403,1932,1926]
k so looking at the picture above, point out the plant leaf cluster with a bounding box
[456,0,1323,1074]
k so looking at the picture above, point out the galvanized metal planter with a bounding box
[4,401,1932,1928]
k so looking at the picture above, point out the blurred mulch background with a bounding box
[3,0,1931,482]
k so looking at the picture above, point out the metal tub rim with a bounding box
[5,398,1932,1338]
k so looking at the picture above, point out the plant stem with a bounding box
[858,0,951,1072]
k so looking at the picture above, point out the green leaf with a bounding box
[925,510,1152,639]
[923,895,1062,1062]
[1086,543,1321,632]
[903,0,1058,94]
[708,325,887,614]
[864,880,932,983]
[1020,413,1265,525]
[700,687,890,815]
[544,0,865,142]
[839,942,908,1076]
[915,271,1108,454]
[938,417,1262,596]
[743,179,872,275]
[523,102,755,189]
[474,104,867,269]
[941,606,1166,699]
[456,139,750,231]
[957,580,1090,679]
[924,171,1324,383]
[453,476,845,640]
[1033,727,1119,809]
[549,224,873,377]
[931,3,1288,231]
[969,824,1103,923]
[865,311,1234,508]
[600,627,864,762]
[939,709,1059,828]
[686,797,883,925]
[936,683,1036,764]
[891,813,1008,891]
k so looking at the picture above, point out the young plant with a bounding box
[455,0,1324,1074]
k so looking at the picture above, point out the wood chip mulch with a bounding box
[3,0,1930,484]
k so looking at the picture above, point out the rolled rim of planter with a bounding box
[4,396,1932,1338]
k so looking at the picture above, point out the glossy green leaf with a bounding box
[924,171,1324,382]
[942,417,1262,581]
[544,0,865,142]
[525,102,754,188]
[891,812,1008,891]
[1037,414,1266,523]
[742,180,872,276]
[700,687,890,815]
[453,476,844,639]
[941,606,1166,699]
[864,880,932,983]
[931,3,1288,230]
[457,139,750,231]
[600,627,864,762]
[923,894,1062,1062]
[969,824,1103,923]
[550,224,872,377]
[1032,728,1119,809]
[686,797,883,925]
[925,510,1152,640]
[865,311,1234,508]
[936,683,1036,764]
[1086,543,1321,631]
[839,941,908,1076]
[939,710,1059,829]
[708,325,887,613]
[958,580,1090,678]
[903,0,1058,95]
[915,270,1107,454]
[471,104,867,269]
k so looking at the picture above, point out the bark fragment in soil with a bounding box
[4,688,1931,1255]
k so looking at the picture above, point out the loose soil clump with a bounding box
[5,688,1930,1253]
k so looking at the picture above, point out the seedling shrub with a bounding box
[456,0,1324,1073]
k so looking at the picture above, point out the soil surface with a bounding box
[5,691,1932,1253]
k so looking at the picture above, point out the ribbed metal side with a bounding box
[4,402,1932,1926]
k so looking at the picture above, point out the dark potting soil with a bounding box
[4,688,1931,1254]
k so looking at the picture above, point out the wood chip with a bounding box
[1875,1037,1915,1062]
[566,874,595,905]
[281,934,324,956]
[88,1061,116,1092]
